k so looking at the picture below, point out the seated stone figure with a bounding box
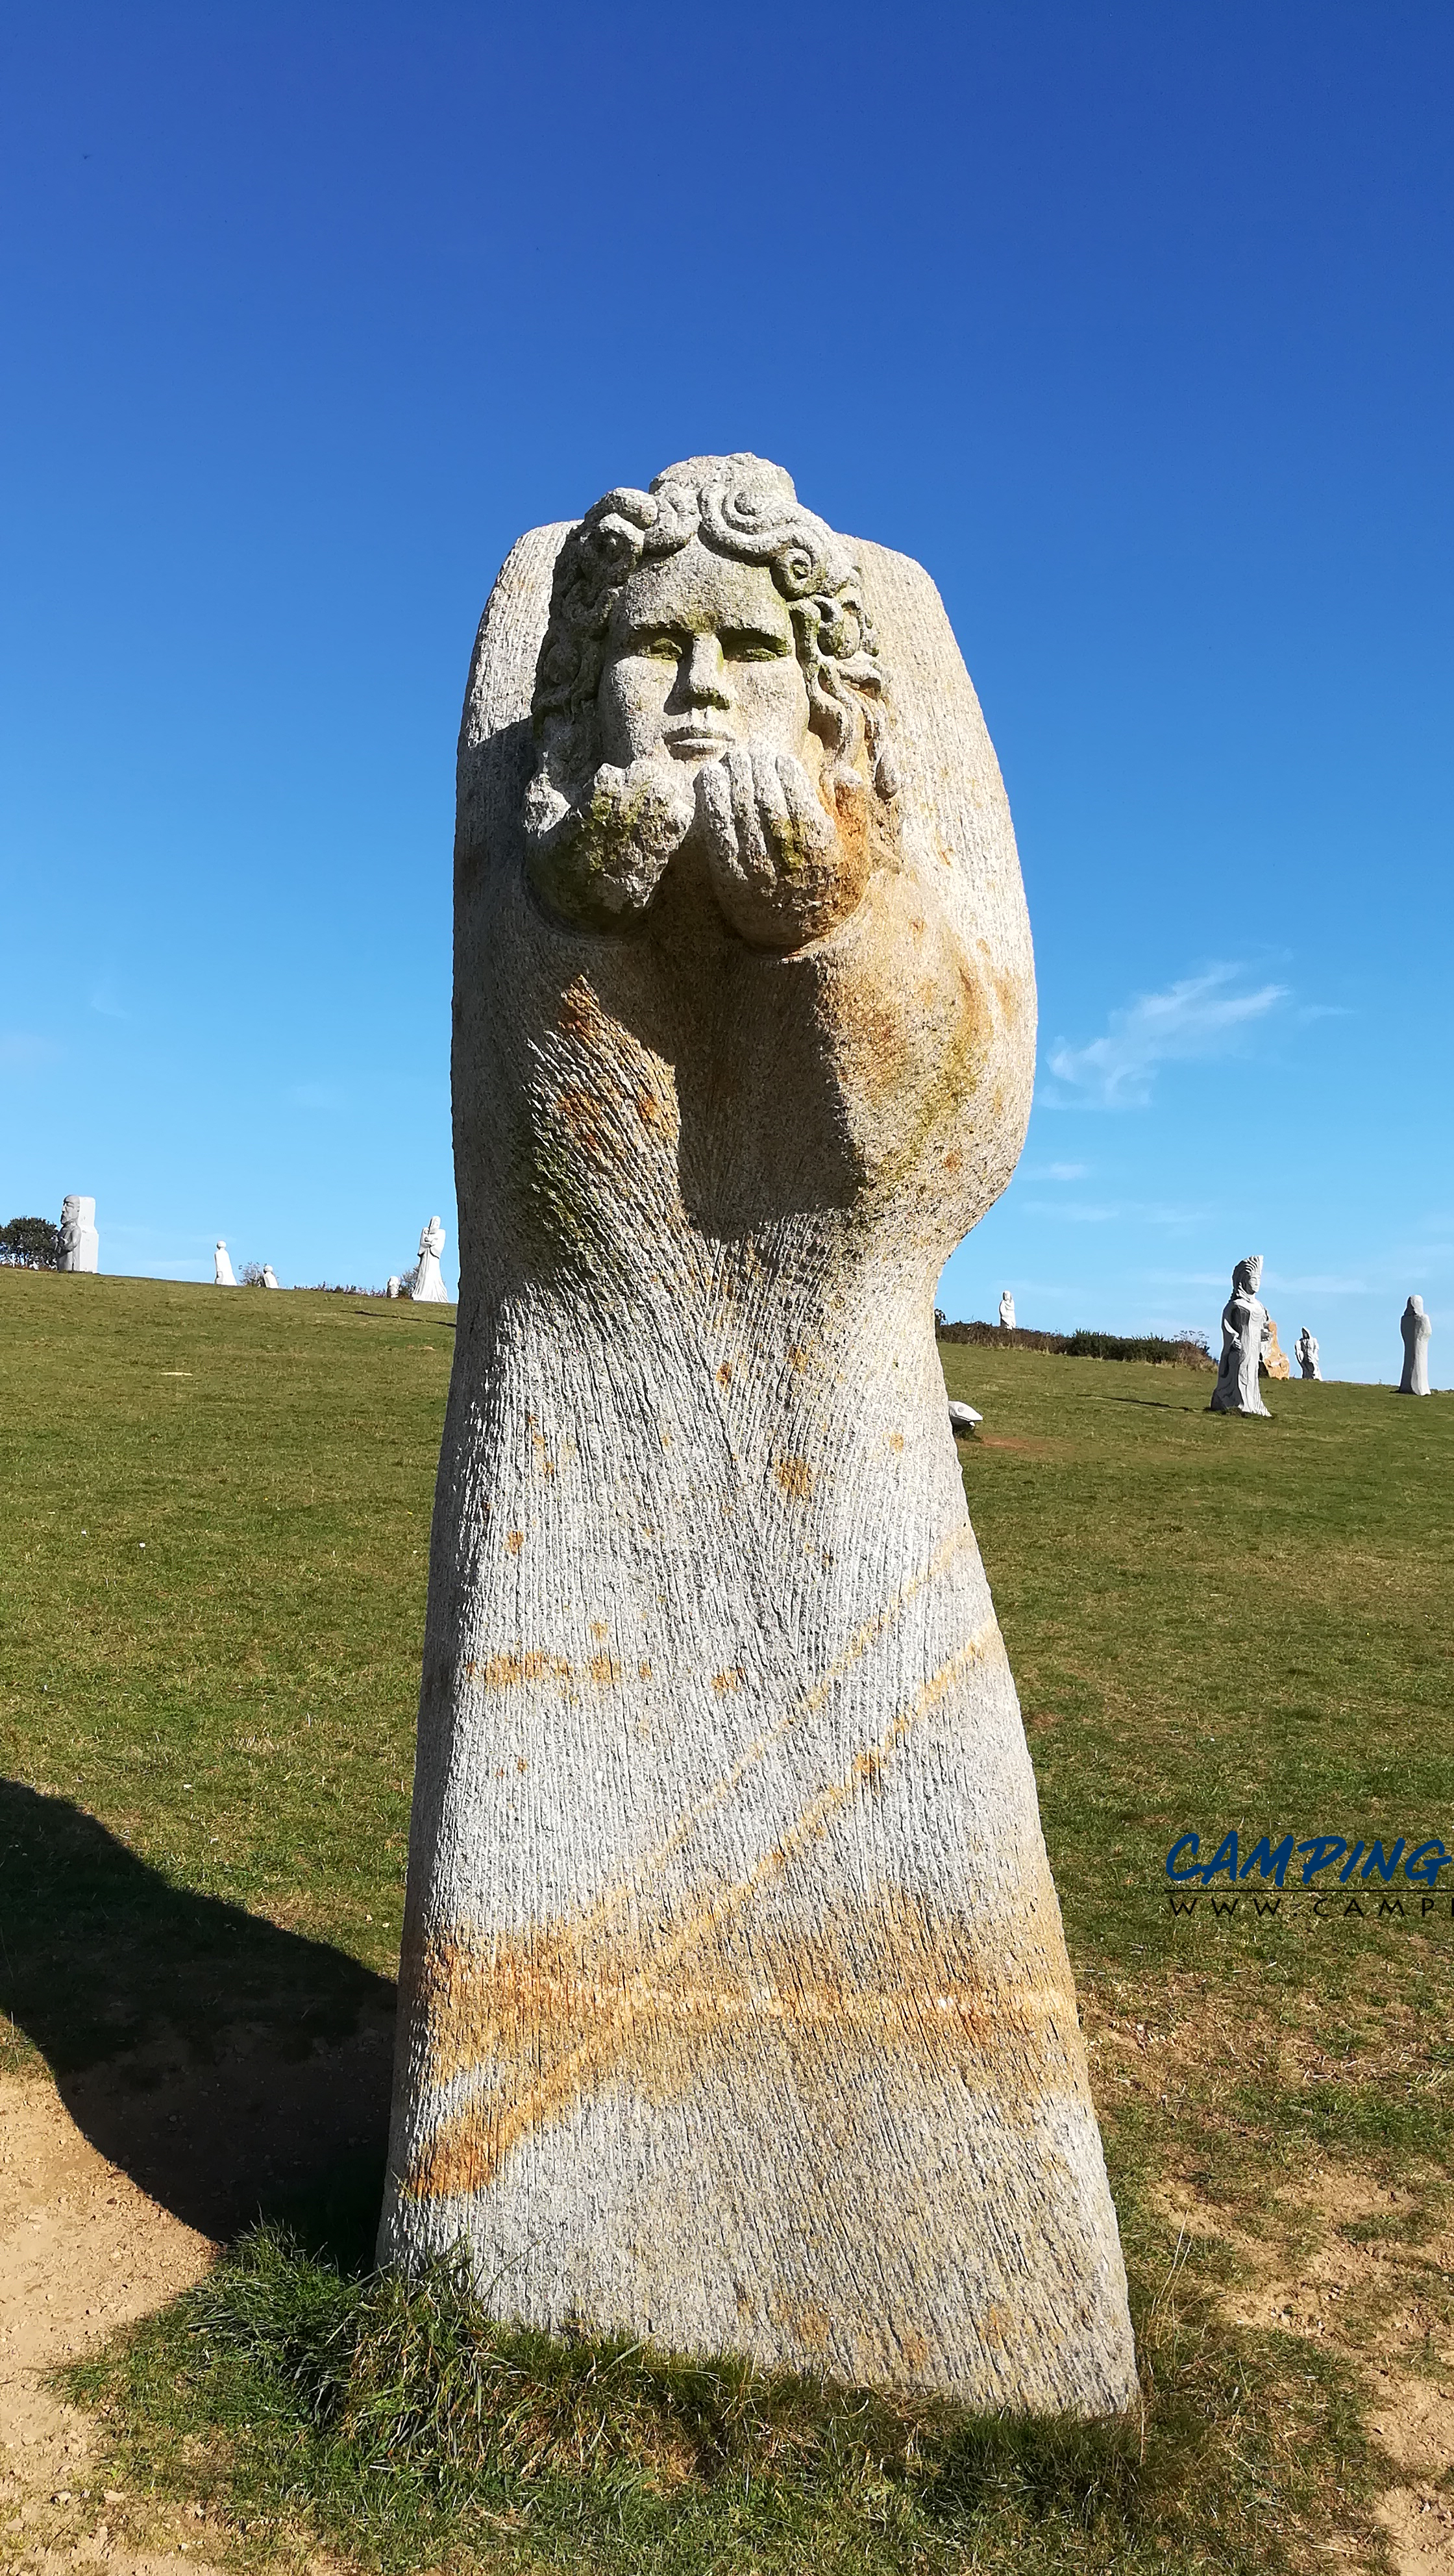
[998,1289,1016,1331]
[1209,1254,1271,1416]
[1295,1326,1321,1380]
[378,454,1135,2417]
[1399,1294,1432,1396]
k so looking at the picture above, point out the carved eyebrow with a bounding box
[720,625,792,652]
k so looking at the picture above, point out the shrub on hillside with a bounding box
[937,1315,1213,1368]
[0,1215,64,1269]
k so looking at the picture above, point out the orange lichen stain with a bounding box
[637,1659,652,1681]
[404,1845,1075,2209]
[772,2301,832,2355]
[480,1648,572,1689]
[528,1424,558,1482]
[589,1653,622,1687]
[555,1087,615,1165]
[401,1618,1067,2209]
[942,1150,962,1174]
[785,1345,811,1373]
[888,1431,905,1454]
[774,1457,815,1500]
[992,963,1024,1031]
[980,2304,1011,2347]
[516,1756,528,1774]
[589,1621,608,1642]
[897,2329,930,2374]
[715,1361,733,1387]
[556,975,610,1045]
[634,1085,670,1130]
[711,1666,745,1696]
[505,1531,524,1555]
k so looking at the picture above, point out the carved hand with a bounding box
[525,756,695,933]
[696,741,866,951]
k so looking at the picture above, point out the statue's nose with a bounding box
[678,634,730,708]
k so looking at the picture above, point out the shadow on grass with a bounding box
[0,1781,395,2262]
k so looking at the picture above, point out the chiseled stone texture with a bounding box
[1296,1327,1321,1381]
[1399,1296,1432,1396]
[412,1216,449,1304]
[378,457,1137,2416]
[1260,1313,1292,1381]
[1210,1256,1271,1416]
[58,1196,99,1273]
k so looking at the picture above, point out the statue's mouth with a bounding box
[663,724,733,758]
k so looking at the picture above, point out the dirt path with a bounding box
[0,2074,221,2574]
[1156,2166,1454,2571]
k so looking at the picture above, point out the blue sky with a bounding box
[3,2,1448,1383]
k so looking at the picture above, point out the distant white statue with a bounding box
[214,1241,236,1286]
[1209,1254,1271,1417]
[58,1195,99,1273]
[1398,1295,1432,1396]
[1295,1326,1320,1381]
[998,1289,1015,1331]
[261,1264,280,1291]
[386,1275,402,1300]
[948,1399,982,1435]
[411,1215,449,1304]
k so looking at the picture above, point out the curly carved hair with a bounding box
[528,454,899,813]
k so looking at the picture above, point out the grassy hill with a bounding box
[2,1271,1451,2572]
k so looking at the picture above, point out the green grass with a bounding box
[5,1272,1452,2571]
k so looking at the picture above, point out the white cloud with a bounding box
[1044,967,1288,1108]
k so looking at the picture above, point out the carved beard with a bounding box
[521,702,898,952]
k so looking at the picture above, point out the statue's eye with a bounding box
[726,633,789,662]
[641,634,682,661]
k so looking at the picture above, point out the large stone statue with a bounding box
[1295,1326,1320,1381]
[58,1196,99,1273]
[1259,1313,1291,1381]
[214,1241,236,1286]
[1399,1295,1432,1396]
[998,1289,1016,1331]
[260,1264,280,1291]
[1209,1255,1271,1416]
[411,1216,449,1304]
[379,456,1137,2415]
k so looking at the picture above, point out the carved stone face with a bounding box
[596,538,812,774]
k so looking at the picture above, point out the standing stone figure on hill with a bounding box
[1399,1295,1432,1396]
[260,1264,280,1290]
[411,1216,449,1304]
[1259,1312,1292,1381]
[58,1196,99,1273]
[1209,1254,1271,1416]
[214,1241,236,1286]
[1295,1326,1320,1380]
[998,1288,1016,1331]
[379,454,1137,2416]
